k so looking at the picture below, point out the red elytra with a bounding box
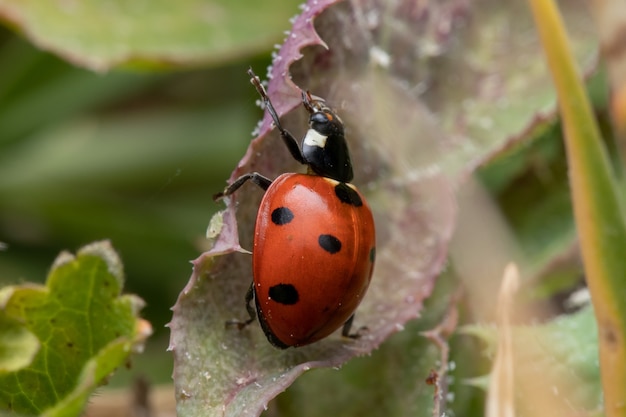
[215,69,376,348]
[253,173,375,347]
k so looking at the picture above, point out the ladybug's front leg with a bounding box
[247,69,306,166]
[213,172,272,201]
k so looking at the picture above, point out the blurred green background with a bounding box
[0,21,283,380]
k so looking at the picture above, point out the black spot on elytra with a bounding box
[319,234,342,254]
[334,183,363,206]
[271,207,294,225]
[369,247,376,263]
[269,283,299,305]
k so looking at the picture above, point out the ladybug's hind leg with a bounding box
[341,314,369,340]
[225,282,256,330]
[213,172,272,201]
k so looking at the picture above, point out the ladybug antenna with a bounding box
[302,90,330,114]
[302,90,315,113]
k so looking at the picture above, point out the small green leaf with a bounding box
[0,241,150,416]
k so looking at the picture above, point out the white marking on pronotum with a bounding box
[303,128,327,148]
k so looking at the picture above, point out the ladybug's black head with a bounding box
[301,91,354,183]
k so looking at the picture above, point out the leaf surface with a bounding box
[169,1,597,416]
[467,306,602,415]
[0,0,302,71]
[0,241,150,416]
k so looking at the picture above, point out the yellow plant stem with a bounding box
[528,0,626,415]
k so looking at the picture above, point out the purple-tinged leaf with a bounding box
[170,4,454,417]
[170,0,595,416]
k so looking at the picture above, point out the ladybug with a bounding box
[214,69,376,349]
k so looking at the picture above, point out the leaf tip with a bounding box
[133,319,153,353]
[78,240,124,286]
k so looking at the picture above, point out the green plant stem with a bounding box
[528,0,626,415]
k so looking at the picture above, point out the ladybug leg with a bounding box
[225,282,256,330]
[341,314,369,340]
[213,172,272,201]
[243,282,256,325]
[247,68,306,165]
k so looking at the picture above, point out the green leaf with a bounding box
[466,306,602,415]
[403,0,596,181]
[276,321,444,416]
[0,241,150,416]
[0,288,39,373]
[0,0,302,71]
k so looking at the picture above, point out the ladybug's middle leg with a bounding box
[226,282,256,330]
[213,172,272,201]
